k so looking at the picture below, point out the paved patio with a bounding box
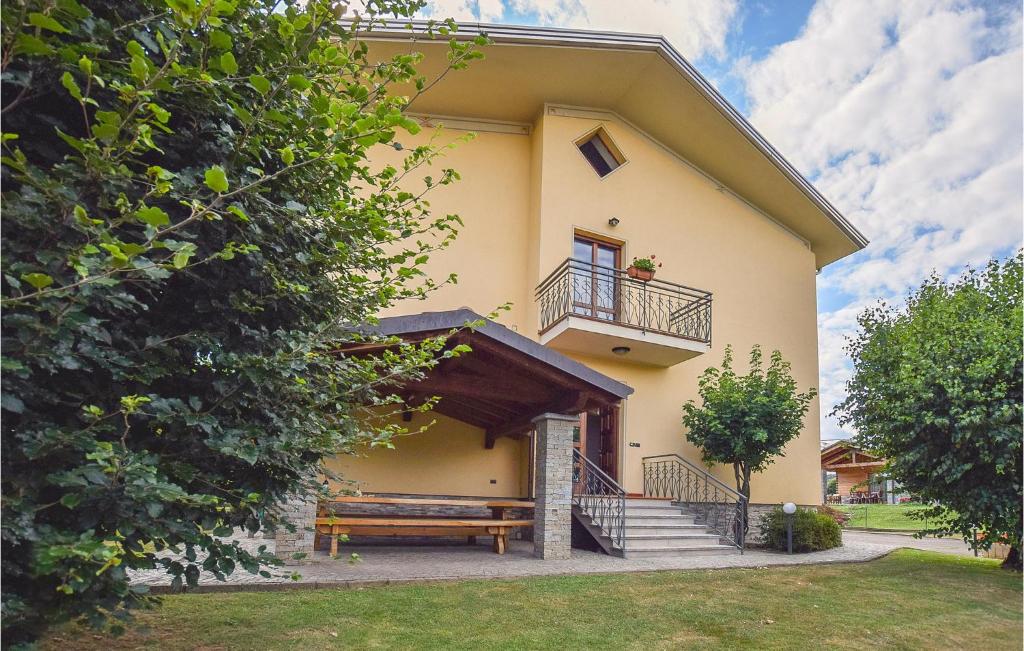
[129,529,948,593]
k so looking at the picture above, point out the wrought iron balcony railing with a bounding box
[536,259,712,344]
[642,453,746,552]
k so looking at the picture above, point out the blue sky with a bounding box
[420,0,1024,442]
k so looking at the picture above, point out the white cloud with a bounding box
[740,0,1023,440]
[419,0,739,61]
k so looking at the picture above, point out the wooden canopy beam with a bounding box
[823,460,886,470]
[454,357,554,395]
[407,376,549,405]
[483,389,592,449]
[467,337,620,408]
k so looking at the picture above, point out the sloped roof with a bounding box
[370,308,633,400]
[362,22,869,268]
[352,309,632,440]
[821,441,885,469]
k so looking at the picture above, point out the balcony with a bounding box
[536,259,712,366]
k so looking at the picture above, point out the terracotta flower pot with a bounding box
[627,265,655,281]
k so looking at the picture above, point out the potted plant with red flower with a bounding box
[627,254,662,281]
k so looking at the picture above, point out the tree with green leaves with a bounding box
[833,254,1023,570]
[826,476,838,496]
[1,0,486,642]
[682,345,817,533]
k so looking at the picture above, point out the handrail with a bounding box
[535,258,713,343]
[642,453,747,552]
[572,449,626,552]
[536,258,714,300]
[641,454,744,501]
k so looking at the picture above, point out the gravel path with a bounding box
[130,529,930,593]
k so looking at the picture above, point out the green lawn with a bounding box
[835,503,938,531]
[42,550,1021,650]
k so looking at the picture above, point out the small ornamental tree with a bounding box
[682,345,817,532]
[1,0,486,643]
[833,254,1023,570]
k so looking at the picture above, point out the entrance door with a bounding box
[596,406,619,479]
[572,235,620,321]
[579,406,619,481]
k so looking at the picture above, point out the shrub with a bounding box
[817,504,850,527]
[759,505,842,552]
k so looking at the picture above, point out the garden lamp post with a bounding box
[783,502,797,554]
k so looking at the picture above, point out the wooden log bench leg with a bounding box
[488,527,509,555]
[330,526,339,557]
[468,535,477,546]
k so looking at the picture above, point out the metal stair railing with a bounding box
[572,449,626,552]
[641,453,747,552]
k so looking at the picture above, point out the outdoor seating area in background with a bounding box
[847,491,883,504]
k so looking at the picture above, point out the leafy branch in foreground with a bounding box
[1,0,488,643]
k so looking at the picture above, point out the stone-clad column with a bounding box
[531,412,576,560]
[273,491,318,563]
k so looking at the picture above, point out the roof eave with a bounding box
[360,20,870,256]
[365,308,635,400]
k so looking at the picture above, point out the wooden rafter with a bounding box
[340,314,630,452]
[823,460,886,470]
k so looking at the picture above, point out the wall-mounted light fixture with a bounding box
[607,216,620,227]
[612,346,630,356]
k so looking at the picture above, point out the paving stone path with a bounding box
[128,529,961,592]
[842,530,978,556]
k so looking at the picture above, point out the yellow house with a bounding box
[277,24,867,561]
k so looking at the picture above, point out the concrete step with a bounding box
[623,534,723,549]
[624,498,677,506]
[624,544,740,558]
[625,505,686,516]
[625,514,696,526]
[625,524,707,535]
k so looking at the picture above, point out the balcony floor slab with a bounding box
[539,316,709,366]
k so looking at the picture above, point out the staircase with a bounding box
[619,497,739,557]
[571,450,747,558]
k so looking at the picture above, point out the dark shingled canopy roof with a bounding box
[353,309,633,445]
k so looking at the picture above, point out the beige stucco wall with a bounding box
[325,410,528,498]
[533,110,822,505]
[374,127,533,330]
[333,107,824,505]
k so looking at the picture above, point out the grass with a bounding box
[42,550,1022,651]
[834,503,938,531]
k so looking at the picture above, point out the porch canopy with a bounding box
[352,309,634,446]
[326,309,637,560]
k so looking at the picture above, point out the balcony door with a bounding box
[572,235,620,321]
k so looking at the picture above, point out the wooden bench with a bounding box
[315,496,535,556]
